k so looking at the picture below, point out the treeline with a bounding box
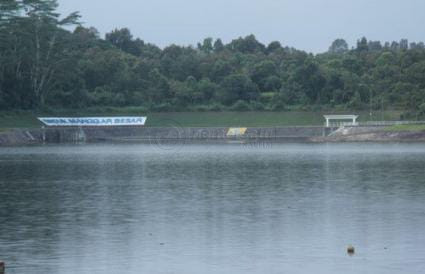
[1,1,425,117]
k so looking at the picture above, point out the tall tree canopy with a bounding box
[1,1,425,118]
[0,0,80,107]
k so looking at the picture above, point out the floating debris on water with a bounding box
[347,245,355,255]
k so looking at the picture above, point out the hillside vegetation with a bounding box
[1,1,425,120]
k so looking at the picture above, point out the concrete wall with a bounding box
[0,126,328,146]
[4,125,425,146]
[81,127,326,142]
[0,129,39,146]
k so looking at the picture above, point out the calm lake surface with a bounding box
[1,143,425,274]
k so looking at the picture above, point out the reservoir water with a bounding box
[1,143,425,274]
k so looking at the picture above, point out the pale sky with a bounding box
[58,0,425,53]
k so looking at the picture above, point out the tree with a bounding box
[390,41,400,51]
[264,76,282,92]
[213,39,224,52]
[251,60,277,92]
[147,68,170,104]
[106,28,142,56]
[400,39,409,50]
[292,59,326,103]
[210,59,233,82]
[228,34,265,54]
[267,41,282,54]
[405,61,425,88]
[218,74,259,105]
[2,4,425,113]
[356,37,368,52]
[197,37,213,54]
[79,48,139,96]
[0,0,80,107]
[368,41,382,51]
[197,78,220,102]
[328,39,348,54]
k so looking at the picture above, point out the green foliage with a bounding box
[228,34,265,53]
[0,0,81,108]
[267,41,282,54]
[0,2,425,114]
[328,39,348,54]
[219,74,259,105]
[230,100,252,111]
[197,38,213,54]
[106,28,143,56]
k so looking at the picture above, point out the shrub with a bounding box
[230,100,252,111]
[269,102,286,111]
[250,101,266,111]
[150,102,174,112]
[207,103,225,111]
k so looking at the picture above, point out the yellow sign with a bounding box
[227,128,247,137]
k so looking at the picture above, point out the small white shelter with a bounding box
[324,115,359,127]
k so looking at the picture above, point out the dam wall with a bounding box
[0,126,329,146]
[4,125,424,146]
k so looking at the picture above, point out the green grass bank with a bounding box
[0,109,403,130]
[384,124,425,132]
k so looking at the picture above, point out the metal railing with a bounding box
[358,121,425,126]
[327,122,359,127]
[327,121,425,127]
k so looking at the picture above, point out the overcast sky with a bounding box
[58,0,425,53]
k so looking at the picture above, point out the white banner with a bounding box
[38,117,147,127]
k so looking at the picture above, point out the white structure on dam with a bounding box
[324,115,359,127]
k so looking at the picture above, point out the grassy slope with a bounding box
[0,110,403,129]
[146,112,325,127]
[384,124,425,132]
[0,112,41,129]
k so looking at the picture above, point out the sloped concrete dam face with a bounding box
[0,127,328,145]
[56,127,327,143]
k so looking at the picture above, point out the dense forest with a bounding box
[1,0,425,118]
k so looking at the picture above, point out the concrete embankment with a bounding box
[0,126,328,146]
[312,126,425,142]
[0,129,42,146]
[2,126,424,146]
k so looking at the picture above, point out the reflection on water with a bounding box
[1,143,425,274]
